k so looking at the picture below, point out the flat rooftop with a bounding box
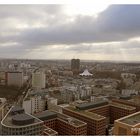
[76,100,108,110]
[65,105,106,121]
[128,97,140,105]
[35,110,86,127]
[43,127,58,135]
[57,113,86,127]
[120,112,140,126]
[110,102,136,111]
[1,107,42,128]
[34,110,57,121]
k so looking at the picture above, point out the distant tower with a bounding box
[71,59,80,75]
[32,71,46,89]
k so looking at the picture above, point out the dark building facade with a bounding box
[71,59,80,75]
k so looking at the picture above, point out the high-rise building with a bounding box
[113,111,140,135]
[6,71,23,87]
[71,59,80,75]
[1,106,44,135]
[32,71,46,89]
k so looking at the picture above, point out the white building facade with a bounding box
[32,72,46,89]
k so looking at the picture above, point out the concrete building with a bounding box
[6,71,23,87]
[121,89,138,96]
[113,111,140,135]
[47,97,58,110]
[0,98,7,121]
[0,71,6,85]
[1,106,44,135]
[71,59,80,75]
[35,110,87,135]
[32,71,46,89]
[23,95,46,114]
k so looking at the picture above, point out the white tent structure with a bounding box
[79,69,93,76]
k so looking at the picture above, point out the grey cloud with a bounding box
[1,5,140,59]
[9,4,140,48]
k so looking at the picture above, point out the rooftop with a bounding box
[65,105,105,120]
[35,110,86,127]
[120,112,140,126]
[12,113,35,125]
[43,127,58,135]
[110,102,136,110]
[34,110,57,121]
[76,100,108,110]
[57,113,86,127]
[1,106,43,128]
[10,106,24,115]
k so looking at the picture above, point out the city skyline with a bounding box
[1,4,140,61]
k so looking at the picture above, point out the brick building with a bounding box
[113,111,140,135]
[35,110,87,135]
[63,105,107,135]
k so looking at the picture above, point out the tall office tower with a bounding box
[71,59,80,75]
[32,71,46,89]
[6,71,23,87]
[1,106,44,135]
[113,111,140,135]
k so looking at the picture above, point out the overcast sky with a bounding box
[1,4,140,61]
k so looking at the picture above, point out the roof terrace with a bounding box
[65,105,106,120]
[57,112,86,127]
[43,126,58,135]
[35,110,86,127]
[120,112,140,126]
